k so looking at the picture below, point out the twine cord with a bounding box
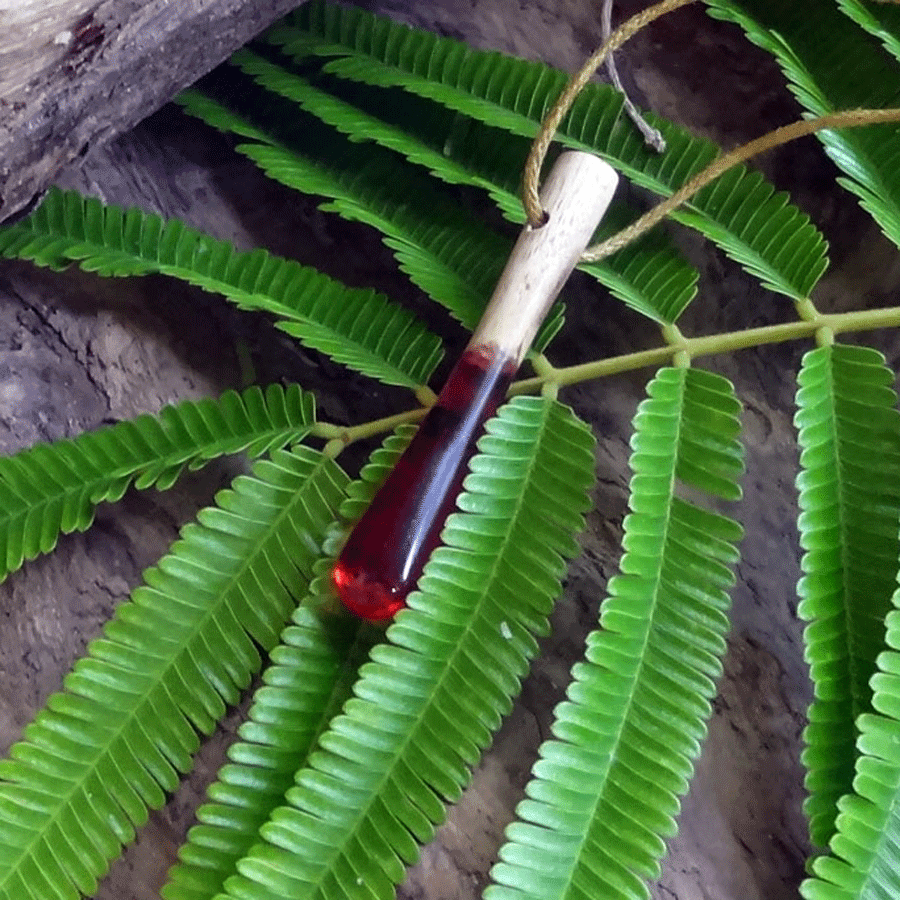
[522,0,900,261]
[582,107,900,262]
[522,0,697,227]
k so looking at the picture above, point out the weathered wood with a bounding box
[0,0,306,224]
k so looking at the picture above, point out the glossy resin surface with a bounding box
[333,345,514,619]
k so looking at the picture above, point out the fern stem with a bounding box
[513,303,900,392]
[796,296,821,321]
[816,327,836,347]
[312,407,428,450]
[313,304,900,445]
[529,353,559,380]
[511,346,676,394]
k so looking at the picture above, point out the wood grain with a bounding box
[0,0,306,225]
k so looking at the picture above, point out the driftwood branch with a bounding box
[0,0,306,224]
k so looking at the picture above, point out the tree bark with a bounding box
[0,0,305,225]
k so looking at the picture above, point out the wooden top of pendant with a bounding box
[470,151,618,363]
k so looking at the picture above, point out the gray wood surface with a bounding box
[0,0,306,224]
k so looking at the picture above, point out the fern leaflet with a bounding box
[270,0,828,302]
[486,368,744,900]
[836,0,900,63]
[0,384,314,585]
[794,344,900,847]
[705,0,900,250]
[179,78,567,348]
[162,583,374,900]
[207,397,595,900]
[0,187,442,389]
[800,596,900,898]
[231,48,699,325]
[0,448,347,900]
[161,431,415,900]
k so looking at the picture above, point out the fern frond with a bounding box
[837,0,900,63]
[794,343,900,847]
[270,0,828,302]
[162,585,373,900]
[0,187,442,388]
[233,48,514,209]
[209,396,596,900]
[177,84,506,334]
[800,601,900,899]
[179,80,569,347]
[0,384,314,585]
[486,368,744,900]
[232,49,699,325]
[705,0,900,249]
[0,447,348,900]
[162,429,413,900]
[581,208,698,324]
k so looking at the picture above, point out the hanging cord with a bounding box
[522,0,900,260]
[522,0,697,226]
[582,108,900,262]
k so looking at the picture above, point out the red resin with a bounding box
[332,345,515,620]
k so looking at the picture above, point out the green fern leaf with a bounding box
[0,187,442,388]
[794,344,900,847]
[161,430,413,900]
[485,368,744,900]
[0,384,314,585]
[240,145,529,335]
[837,0,900,63]
[0,447,347,900]
[270,0,828,301]
[705,0,900,249]
[162,584,374,900]
[209,396,596,900]
[800,598,900,898]
[581,207,698,324]
[232,48,513,208]
[231,49,698,325]
[179,79,568,347]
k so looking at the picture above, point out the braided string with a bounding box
[521,0,900,263]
